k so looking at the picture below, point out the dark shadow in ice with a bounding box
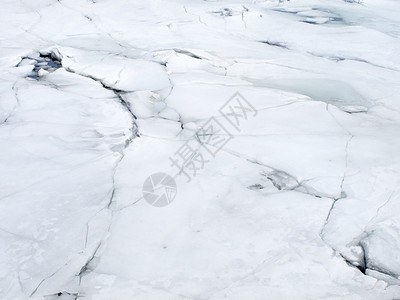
[43,291,78,299]
[302,20,321,25]
[259,40,289,49]
[359,228,400,282]
[18,51,62,80]
[173,49,203,60]
[339,243,367,275]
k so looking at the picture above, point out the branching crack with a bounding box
[322,134,353,228]
[23,49,140,298]
[29,259,73,297]
[220,148,344,200]
[2,82,20,125]
[308,51,400,72]
[63,66,139,138]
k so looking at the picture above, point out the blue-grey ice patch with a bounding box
[18,49,62,80]
[253,78,370,111]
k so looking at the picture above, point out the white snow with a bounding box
[0,0,400,299]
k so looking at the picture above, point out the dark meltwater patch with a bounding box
[18,51,62,80]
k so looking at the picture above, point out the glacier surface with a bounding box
[1,0,400,299]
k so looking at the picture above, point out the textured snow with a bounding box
[1,0,400,299]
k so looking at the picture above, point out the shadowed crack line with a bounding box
[22,50,140,298]
[219,147,344,200]
[29,259,74,297]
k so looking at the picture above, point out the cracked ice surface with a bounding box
[1,0,400,299]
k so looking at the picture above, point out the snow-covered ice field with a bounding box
[1,0,400,299]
